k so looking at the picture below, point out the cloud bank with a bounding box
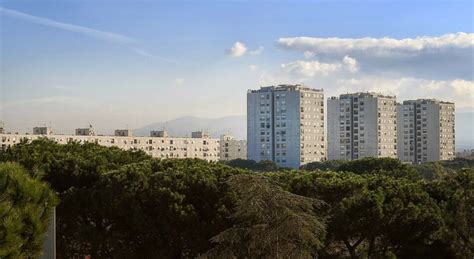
[277,33,473,80]
[278,33,473,55]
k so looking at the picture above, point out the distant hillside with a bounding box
[456,112,474,150]
[134,115,247,140]
[134,112,473,149]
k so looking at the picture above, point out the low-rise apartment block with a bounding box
[219,134,247,161]
[328,92,397,160]
[397,99,455,163]
[1,129,220,162]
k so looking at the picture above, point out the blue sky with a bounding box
[0,0,473,134]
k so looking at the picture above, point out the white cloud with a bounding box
[303,51,316,59]
[229,42,248,57]
[451,80,474,99]
[277,33,473,55]
[334,77,474,107]
[249,46,264,56]
[342,55,359,73]
[129,47,178,64]
[277,33,473,80]
[279,56,360,78]
[0,7,138,44]
[228,42,264,57]
[0,7,177,63]
[249,65,258,71]
[281,60,342,77]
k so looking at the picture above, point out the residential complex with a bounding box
[328,92,397,161]
[1,130,220,162]
[1,89,456,165]
[247,84,325,168]
[397,99,455,163]
[220,134,247,161]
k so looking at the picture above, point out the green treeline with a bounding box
[0,138,472,258]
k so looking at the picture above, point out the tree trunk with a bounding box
[343,239,357,259]
[367,237,375,258]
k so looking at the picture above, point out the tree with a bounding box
[425,168,474,257]
[268,168,444,258]
[336,157,421,180]
[0,162,58,258]
[224,159,279,172]
[300,160,345,171]
[203,174,326,259]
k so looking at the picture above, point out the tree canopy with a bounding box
[0,140,472,258]
[203,174,326,259]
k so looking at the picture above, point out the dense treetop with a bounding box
[0,139,472,258]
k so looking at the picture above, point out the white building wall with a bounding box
[0,133,221,162]
[327,92,397,161]
[219,135,247,161]
[327,98,342,160]
[397,99,455,163]
[247,85,325,168]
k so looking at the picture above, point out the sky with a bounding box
[0,0,473,135]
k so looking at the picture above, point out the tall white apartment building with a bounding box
[328,92,397,160]
[219,134,247,161]
[397,99,455,163]
[247,84,325,168]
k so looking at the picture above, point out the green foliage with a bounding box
[0,162,58,258]
[268,170,444,258]
[203,174,326,259]
[336,157,421,180]
[0,139,247,257]
[224,158,279,172]
[1,140,473,258]
[299,160,345,171]
[425,168,474,257]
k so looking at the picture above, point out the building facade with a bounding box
[397,99,455,163]
[247,84,325,168]
[219,134,247,161]
[75,125,95,136]
[1,130,220,162]
[33,127,53,135]
[328,92,397,161]
[115,129,133,137]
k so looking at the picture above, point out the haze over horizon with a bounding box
[1,0,473,144]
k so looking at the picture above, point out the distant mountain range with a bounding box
[134,113,474,150]
[134,115,247,140]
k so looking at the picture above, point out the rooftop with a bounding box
[248,84,323,93]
